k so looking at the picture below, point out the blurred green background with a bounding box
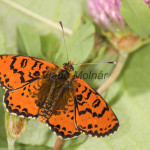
[0,0,150,150]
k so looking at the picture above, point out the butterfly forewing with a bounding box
[0,55,57,90]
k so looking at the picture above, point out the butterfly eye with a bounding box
[63,63,67,66]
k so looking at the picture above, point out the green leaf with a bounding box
[0,31,6,54]
[122,44,150,95]
[17,24,43,58]
[16,120,57,148]
[55,23,95,70]
[0,0,83,53]
[40,33,60,62]
[121,0,150,38]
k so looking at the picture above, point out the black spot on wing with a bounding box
[82,86,87,93]
[22,108,28,113]
[21,59,27,68]
[78,108,92,115]
[13,69,17,73]
[77,94,83,101]
[56,124,60,129]
[85,89,92,100]
[39,63,43,69]
[5,78,9,83]
[95,124,97,128]
[88,124,93,129]
[18,71,25,83]
[62,127,66,131]
[77,101,86,106]
[10,56,16,70]
[76,88,78,92]
[77,83,81,87]
[16,105,21,109]
[92,99,101,108]
[31,61,38,70]
[23,87,26,91]
[33,71,40,76]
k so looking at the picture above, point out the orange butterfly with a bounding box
[0,55,119,139]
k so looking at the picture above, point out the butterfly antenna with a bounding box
[73,61,117,66]
[59,21,69,63]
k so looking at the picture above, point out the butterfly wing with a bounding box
[4,79,43,118]
[74,77,119,137]
[46,96,81,139]
[0,55,57,90]
[1,55,58,118]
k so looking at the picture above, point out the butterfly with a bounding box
[0,55,119,139]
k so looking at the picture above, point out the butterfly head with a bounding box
[63,61,74,71]
[57,61,74,80]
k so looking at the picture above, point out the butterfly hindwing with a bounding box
[0,55,57,90]
[74,77,119,137]
[4,79,43,118]
[46,96,81,139]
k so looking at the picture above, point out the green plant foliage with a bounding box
[0,31,6,54]
[17,24,44,58]
[40,33,60,62]
[0,32,6,148]
[0,89,7,149]
[0,0,150,150]
[0,0,83,53]
[121,0,150,38]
